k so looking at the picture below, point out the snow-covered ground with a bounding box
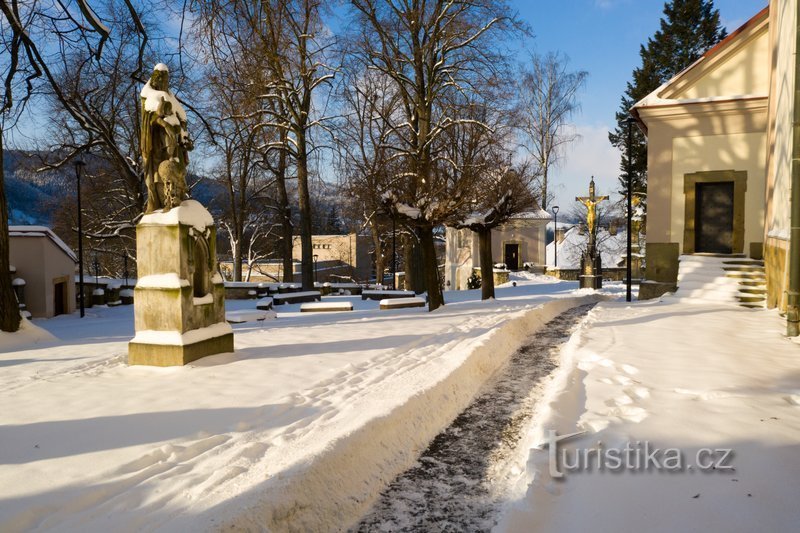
[498,293,800,532]
[0,274,611,531]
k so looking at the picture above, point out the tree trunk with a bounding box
[232,237,242,282]
[275,137,293,283]
[419,224,444,311]
[0,131,21,332]
[370,220,384,285]
[296,130,314,289]
[478,228,495,300]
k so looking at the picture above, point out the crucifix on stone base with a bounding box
[576,176,608,289]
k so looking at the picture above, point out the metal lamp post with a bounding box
[313,254,318,283]
[552,205,560,269]
[75,160,86,318]
[391,212,397,290]
[626,117,634,302]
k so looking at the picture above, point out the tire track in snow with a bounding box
[354,303,596,532]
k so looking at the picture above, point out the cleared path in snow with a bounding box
[354,303,596,532]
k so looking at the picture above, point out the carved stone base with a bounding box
[128,200,233,366]
[129,332,234,366]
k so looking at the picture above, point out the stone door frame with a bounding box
[503,241,521,270]
[683,170,747,254]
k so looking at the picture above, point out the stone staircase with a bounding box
[676,254,766,308]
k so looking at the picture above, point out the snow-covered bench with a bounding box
[272,291,322,305]
[224,282,260,299]
[320,282,363,296]
[361,289,415,301]
[379,297,426,310]
[225,310,275,323]
[300,301,354,313]
[256,297,273,310]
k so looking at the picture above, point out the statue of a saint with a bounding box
[140,63,193,213]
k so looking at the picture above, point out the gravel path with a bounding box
[354,303,595,532]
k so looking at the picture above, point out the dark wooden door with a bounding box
[54,281,65,316]
[695,181,734,253]
[504,243,520,270]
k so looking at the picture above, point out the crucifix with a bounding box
[576,176,608,253]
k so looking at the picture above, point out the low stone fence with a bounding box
[545,267,632,282]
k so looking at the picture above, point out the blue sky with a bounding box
[512,0,767,215]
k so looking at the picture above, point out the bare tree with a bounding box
[194,0,337,290]
[0,0,146,332]
[335,67,400,284]
[350,0,523,311]
[517,51,587,210]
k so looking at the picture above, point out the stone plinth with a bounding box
[128,200,233,366]
[579,252,603,289]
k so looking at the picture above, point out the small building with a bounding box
[445,208,551,290]
[8,226,78,317]
[291,233,373,282]
[632,7,770,298]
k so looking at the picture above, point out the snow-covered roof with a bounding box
[8,225,78,263]
[545,225,632,269]
[631,6,769,127]
[511,208,552,221]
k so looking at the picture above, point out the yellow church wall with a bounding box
[763,0,795,309]
[638,100,768,252]
[671,131,767,253]
[675,25,770,99]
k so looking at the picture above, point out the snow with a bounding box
[193,294,214,305]
[92,288,105,296]
[136,273,189,289]
[8,225,78,262]
[379,297,426,307]
[225,310,274,323]
[300,302,353,311]
[11,278,26,286]
[362,289,414,297]
[546,226,629,268]
[9,269,793,532]
[0,318,55,352]
[131,321,233,346]
[497,298,800,533]
[140,68,187,128]
[120,289,134,298]
[0,274,610,531]
[139,200,213,231]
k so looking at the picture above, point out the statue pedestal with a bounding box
[579,252,603,290]
[128,200,233,366]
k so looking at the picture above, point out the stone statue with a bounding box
[140,63,193,213]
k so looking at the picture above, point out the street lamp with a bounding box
[626,117,635,302]
[75,159,86,318]
[313,254,318,283]
[391,212,397,290]
[552,205,560,269]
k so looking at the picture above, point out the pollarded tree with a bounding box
[350,0,524,311]
[609,0,727,195]
[517,51,587,210]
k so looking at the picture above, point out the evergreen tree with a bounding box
[609,0,727,195]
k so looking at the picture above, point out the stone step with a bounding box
[722,265,766,273]
[738,287,767,295]
[737,280,767,287]
[725,272,766,279]
[690,253,747,258]
[722,260,765,267]
[738,295,767,303]
[740,303,767,309]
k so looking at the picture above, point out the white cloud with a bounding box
[548,123,623,214]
